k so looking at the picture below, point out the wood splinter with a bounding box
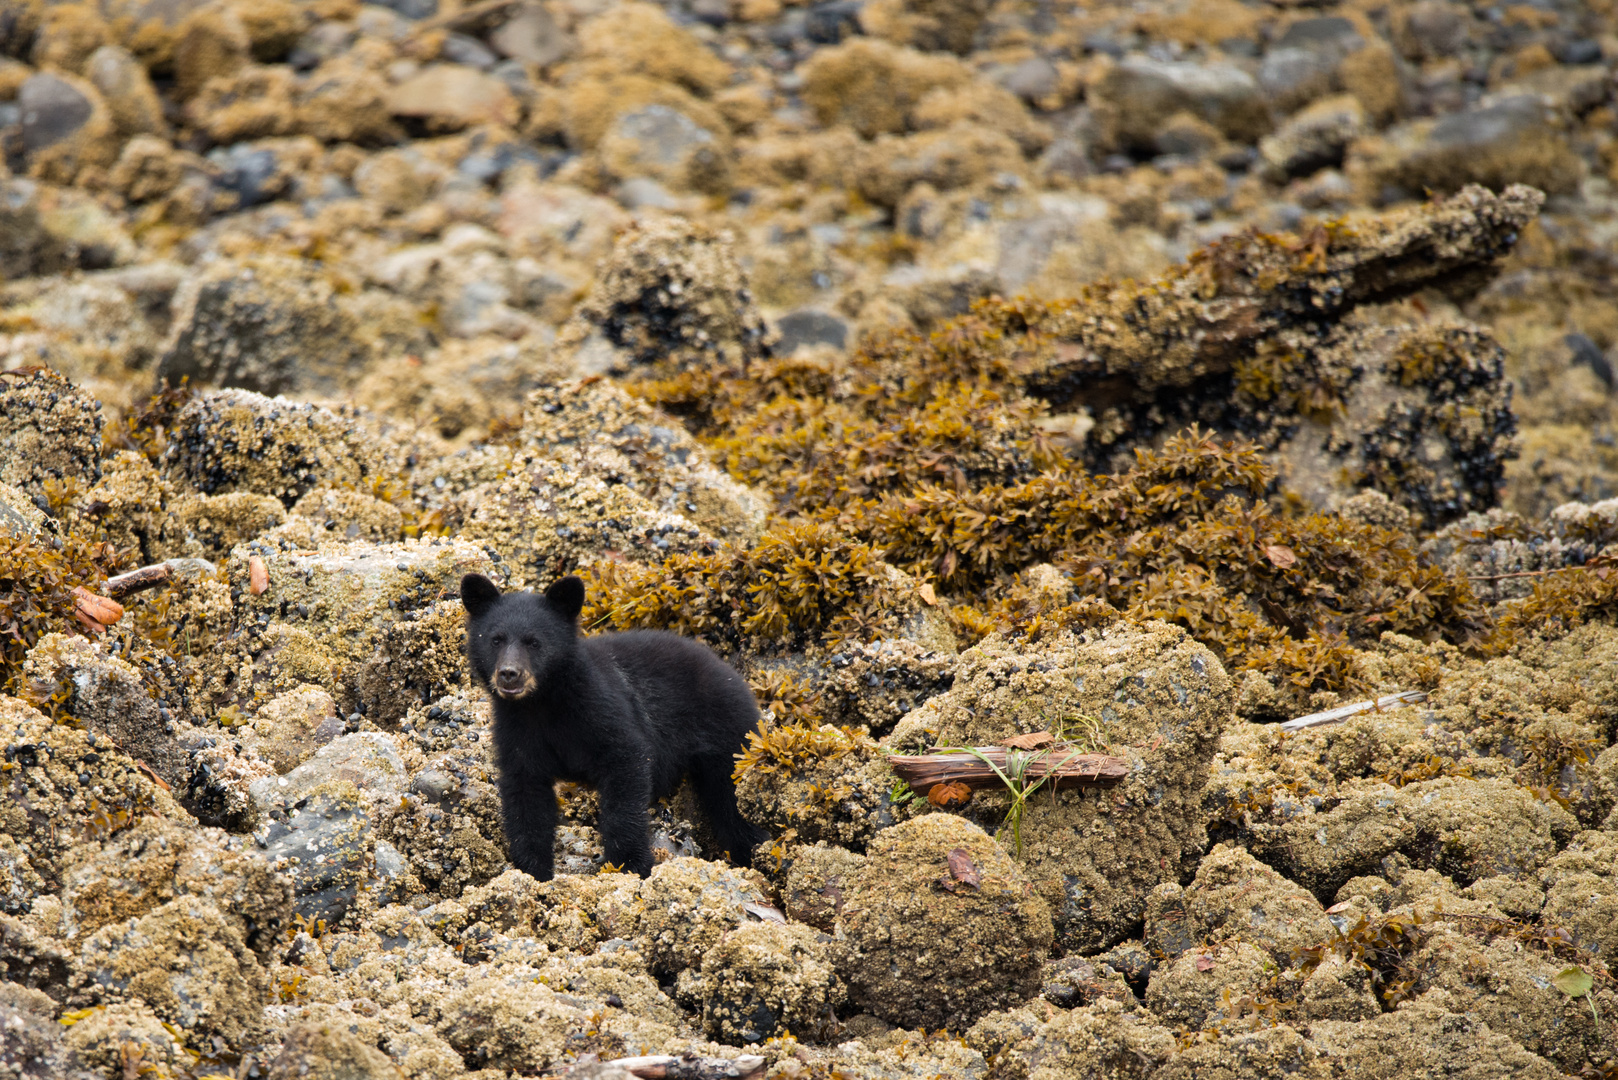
[1279,690,1428,732]
[594,1053,766,1079]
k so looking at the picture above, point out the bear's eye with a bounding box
[523,636,540,648]
[491,634,507,646]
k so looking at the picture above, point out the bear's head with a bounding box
[460,574,585,701]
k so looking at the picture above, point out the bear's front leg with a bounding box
[596,768,655,877]
[499,770,557,881]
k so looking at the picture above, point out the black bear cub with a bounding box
[460,572,769,881]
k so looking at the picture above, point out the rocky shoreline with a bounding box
[6,0,1618,1077]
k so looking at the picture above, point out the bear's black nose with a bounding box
[496,667,524,690]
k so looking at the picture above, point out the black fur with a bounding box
[460,572,769,880]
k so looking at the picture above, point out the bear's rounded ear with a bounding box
[460,574,502,618]
[545,575,585,622]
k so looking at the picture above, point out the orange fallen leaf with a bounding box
[248,555,269,595]
[72,587,124,631]
[1002,731,1055,751]
[1263,544,1297,569]
[918,582,937,606]
[927,781,972,810]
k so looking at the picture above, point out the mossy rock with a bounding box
[835,814,1052,1031]
[889,621,1231,953]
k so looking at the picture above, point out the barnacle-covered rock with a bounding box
[376,735,506,902]
[354,600,469,726]
[1039,954,1137,1011]
[1402,920,1613,1072]
[70,895,270,1053]
[287,486,406,544]
[1537,831,1618,961]
[1237,776,1576,897]
[1143,844,1333,964]
[455,454,715,588]
[0,696,188,900]
[1265,320,1518,525]
[518,378,767,542]
[834,813,1052,1031]
[56,1000,174,1079]
[1143,940,1274,1031]
[965,999,1175,1079]
[699,920,842,1045]
[427,970,671,1076]
[243,684,343,776]
[58,814,291,956]
[209,536,493,711]
[0,367,101,500]
[555,217,774,378]
[159,389,406,508]
[733,723,897,850]
[817,638,958,736]
[156,257,373,398]
[889,620,1231,953]
[779,840,864,931]
[633,857,769,978]
[262,1022,406,1080]
[20,633,188,791]
[161,490,289,560]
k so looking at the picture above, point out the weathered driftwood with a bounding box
[596,1053,766,1079]
[1279,690,1428,732]
[887,745,1129,794]
[105,562,173,598]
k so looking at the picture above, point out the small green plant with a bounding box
[1554,964,1600,1023]
[933,742,1089,856]
[889,778,918,807]
[1053,712,1108,754]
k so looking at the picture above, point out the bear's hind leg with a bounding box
[691,753,769,867]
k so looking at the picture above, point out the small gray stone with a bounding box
[441,31,498,70]
[489,2,574,67]
[774,309,849,353]
[410,768,456,804]
[1402,0,1470,59]
[371,0,437,18]
[1001,56,1059,103]
[1371,94,1582,197]
[374,839,407,879]
[613,104,716,168]
[615,176,680,209]
[1276,15,1362,51]
[1563,332,1614,390]
[1259,94,1366,178]
[691,0,730,25]
[1097,56,1271,149]
[18,72,93,155]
